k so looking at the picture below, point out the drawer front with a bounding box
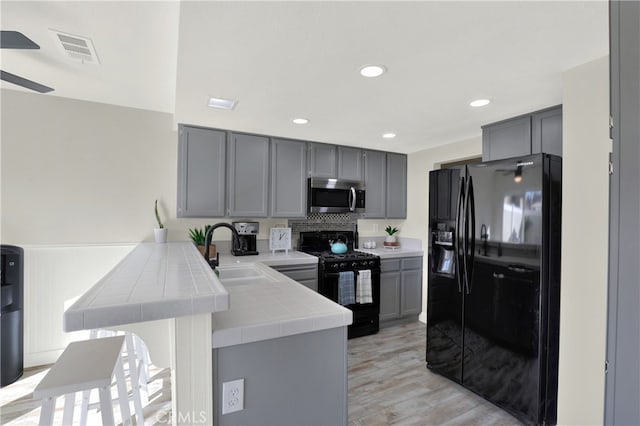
[381,259,400,272]
[401,257,423,270]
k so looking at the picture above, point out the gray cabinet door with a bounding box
[309,143,337,178]
[337,146,363,181]
[379,272,401,321]
[482,116,532,161]
[532,106,563,157]
[270,138,307,218]
[386,153,407,218]
[606,2,640,425]
[363,150,386,218]
[228,133,270,217]
[177,125,226,217]
[400,269,422,316]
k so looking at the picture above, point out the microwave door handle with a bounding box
[349,187,356,211]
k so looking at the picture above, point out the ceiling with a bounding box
[1,1,608,153]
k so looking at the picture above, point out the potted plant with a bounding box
[154,199,168,243]
[188,225,215,257]
[384,226,399,246]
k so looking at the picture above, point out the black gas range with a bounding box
[299,231,380,338]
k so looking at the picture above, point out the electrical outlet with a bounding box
[222,378,244,415]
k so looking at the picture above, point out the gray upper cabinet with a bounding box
[337,146,363,181]
[482,105,562,161]
[228,133,270,217]
[532,106,563,157]
[270,138,307,218]
[482,116,532,161]
[386,153,407,219]
[363,150,386,218]
[177,125,226,217]
[309,143,337,178]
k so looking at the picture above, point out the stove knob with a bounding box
[331,263,339,270]
[340,262,346,268]
[352,262,358,268]
[369,260,375,266]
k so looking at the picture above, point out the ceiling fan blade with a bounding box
[0,31,40,49]
[1,70,53,93]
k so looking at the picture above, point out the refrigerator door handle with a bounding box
[466,175,476,294]
[454,175,465,294]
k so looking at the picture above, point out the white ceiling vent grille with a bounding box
[50,29,100,64]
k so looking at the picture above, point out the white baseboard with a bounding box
[418,311,426,324]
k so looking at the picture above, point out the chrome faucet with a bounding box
[203,223,241,269]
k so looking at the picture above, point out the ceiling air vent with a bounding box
[50,29,100,64]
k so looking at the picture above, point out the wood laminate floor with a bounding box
[1,322,521,425]
[348,321,522,426]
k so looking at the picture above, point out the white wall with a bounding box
[0,90,287,365]
[403,137,482,321]
[557,56,610,425]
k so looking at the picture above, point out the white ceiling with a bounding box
[1,1,608,153]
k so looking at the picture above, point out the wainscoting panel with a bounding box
[22,244,135,367]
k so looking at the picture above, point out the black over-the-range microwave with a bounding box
[307,178,365,213]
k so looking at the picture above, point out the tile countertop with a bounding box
[210,262,352,349]
[358,246,424,259]
[63,242,230,332]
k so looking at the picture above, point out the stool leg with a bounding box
[98,386,115,426]
[79,388,92,425]
[114,356,132,426]
[125,333,145,424]
[39,396,56,426]
[62,393,76,425]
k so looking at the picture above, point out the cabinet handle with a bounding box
[493,272,504,279]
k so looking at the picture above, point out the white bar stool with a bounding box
[79,330,147,425]
[33,335,131,426]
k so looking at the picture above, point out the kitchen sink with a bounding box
[216,264,277,287]
[216,266,262,280]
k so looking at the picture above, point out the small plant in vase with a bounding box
[188,225,216,258]
[154,199,168,243]
[384,226,399,247]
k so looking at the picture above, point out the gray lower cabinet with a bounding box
[337,146,363,181]
[380,256,423,325]
[482,105,562,161]
[270,263,318,292]
[386,153,408,219]
[177,125,226,217]
[309,142,337,178]
[213,327,347,426]
[363,150,386,218]
[379,268,401,321]
[227,133,270,217]
[270,138,307,218]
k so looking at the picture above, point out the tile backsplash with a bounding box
[288,213,358,248]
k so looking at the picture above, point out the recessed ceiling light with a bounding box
[470,99,491,107]
[292,118,309,124]
[208,97,237,110]
[382,133,396,139]
[360,65,386,78]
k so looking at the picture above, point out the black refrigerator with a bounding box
[426,153,562,426]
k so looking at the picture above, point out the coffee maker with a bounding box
[232,222,259,256]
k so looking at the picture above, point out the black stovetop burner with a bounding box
[309,251,377,261]
[299,231,379,263]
